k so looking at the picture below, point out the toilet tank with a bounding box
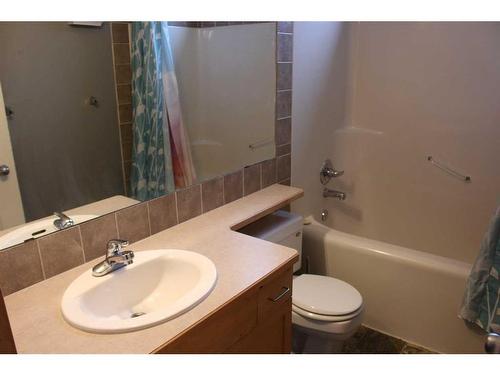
[238,210,303,272]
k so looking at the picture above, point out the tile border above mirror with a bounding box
[0,22,294,296]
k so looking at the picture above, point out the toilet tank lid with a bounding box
[293,274,363,316]
[238,210,303,241]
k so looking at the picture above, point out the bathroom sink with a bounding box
[0,214,97,249]
[61,249,217,333]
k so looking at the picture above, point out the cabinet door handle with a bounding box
[268,286,290,302]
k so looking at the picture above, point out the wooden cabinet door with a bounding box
[225,298,291,354]
[0,288,16,354]
[154,288,259,354]
[155,266,293,354]
[226,267,293,354]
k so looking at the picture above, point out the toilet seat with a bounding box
[292,308,364,337]
[292,303,363,322]
[292,274,363,320]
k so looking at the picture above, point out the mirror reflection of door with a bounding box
[0,82,25,230]
[0,22,124,222]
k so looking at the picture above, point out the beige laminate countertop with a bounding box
[4,184,303,353]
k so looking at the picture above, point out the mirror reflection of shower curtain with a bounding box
[159,22,196,189]
[130,22,196,201]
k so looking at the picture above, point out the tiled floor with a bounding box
[341,326,435,354]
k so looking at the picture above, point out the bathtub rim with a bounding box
[304,215,472,279]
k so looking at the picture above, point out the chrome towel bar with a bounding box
[427,156,471,182]
[249,138,274,150]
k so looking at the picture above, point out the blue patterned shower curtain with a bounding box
[129,22,175,201]
[460,205,500,333]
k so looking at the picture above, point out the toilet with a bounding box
[240,210,364,353]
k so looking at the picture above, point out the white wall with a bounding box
[292,22,500,263]
[290,22,351,217]
[169,24,276,182]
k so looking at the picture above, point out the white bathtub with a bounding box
[302,217,485,353]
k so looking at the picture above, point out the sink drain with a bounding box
[130,312,146,318]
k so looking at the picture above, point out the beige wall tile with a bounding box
[276,144,291,157]
[124,161,132,181]
[116,203,150,243]
[121,141,132,162]
[224,170,243,203]
[117,84,132,105]
[176,185,202,223]
[113,43,131,65]
[38,228,84,279]
[275,117,291,146]
[276,90,292,119]
[244,164,261,196]
[148,193,178,234]
[277,62,292,91]
[111,23,129,43]
[277,33,293,62]
[277,22,293,33]
[118,104,132,123]
[201,177,224,213]
[120,123,133,144]
[261,159,277,188]
[277,154,291,182]
[0,242,44,295]
[80,214,119,261]
[115,65,132,85]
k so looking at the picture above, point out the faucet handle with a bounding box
[53,211,74,229]
[107,239,129,254]
[320,159,344,185]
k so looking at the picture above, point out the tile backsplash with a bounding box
[0,22,294,296]
[0,160,290,296]
[111,22,133,196]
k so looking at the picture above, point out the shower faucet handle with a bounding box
[320,159,344,185]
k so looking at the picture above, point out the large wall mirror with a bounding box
[0,21,276,249]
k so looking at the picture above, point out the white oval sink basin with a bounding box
[0,214,97,249]
[61,249,217,333]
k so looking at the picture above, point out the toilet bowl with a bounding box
[239,210,364,353]
[291,274,364,353]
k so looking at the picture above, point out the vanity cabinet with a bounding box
[0,288,16,354]
[155,264,293,354]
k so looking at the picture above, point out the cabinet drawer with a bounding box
[258,267,293,321]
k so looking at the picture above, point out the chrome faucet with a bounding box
[323,188,346,201]
[53,211,74,230]
[320,159,344,185]
[92,239,134,277]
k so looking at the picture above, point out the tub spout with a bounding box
[323,188,346,200]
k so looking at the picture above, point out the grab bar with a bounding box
[427,156,471,182]
[249,138,274,151]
